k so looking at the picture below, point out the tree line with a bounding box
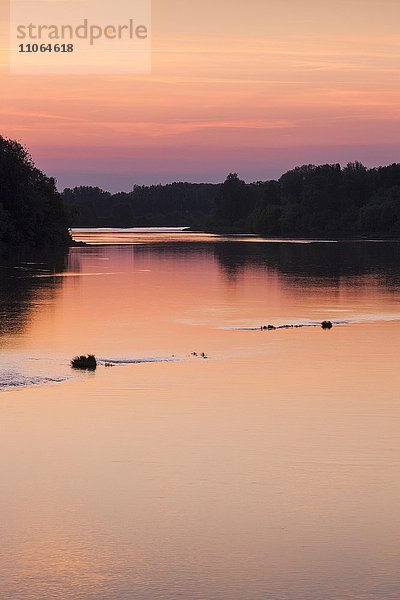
[63,162,400,237]
[62,183,217,229]
[2,133,400,248]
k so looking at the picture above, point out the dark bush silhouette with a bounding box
[71,354,97,370]
[321,321,333,329]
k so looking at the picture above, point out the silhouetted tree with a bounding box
[0,136,70,249]
[212,173,256,228]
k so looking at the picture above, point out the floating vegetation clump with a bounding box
[71,354,97,370]
[191,351,208,359]
[258,321,335,331]
[261,324,304,330]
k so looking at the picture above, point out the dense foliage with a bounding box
[246,162,400,237]
[63,183,217,228]
[0,136,71,250]
[63,162,400,237]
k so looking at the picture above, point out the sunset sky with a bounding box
[1,0,400,191]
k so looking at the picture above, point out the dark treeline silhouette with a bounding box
[63,183,217,228]
[0,136,71,252]
[63,162,400,237]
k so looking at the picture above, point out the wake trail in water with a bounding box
[0,355,184,392]
[226,314,400,331]
[97,356,179,365]
[0,372,70,391]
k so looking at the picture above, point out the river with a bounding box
[1,229,400,599]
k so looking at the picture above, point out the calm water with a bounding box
[1,229,400,599]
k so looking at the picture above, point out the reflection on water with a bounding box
[1,234,400,385]
[0,248,69,389]
[1,231,400,599]
[212,239,400,280]
[75,227,400,277]
[0,248,67,337]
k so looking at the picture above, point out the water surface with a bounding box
[1,230,400,599]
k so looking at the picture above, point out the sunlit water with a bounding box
[1,229,400,599]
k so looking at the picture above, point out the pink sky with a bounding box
[1,0,400,191]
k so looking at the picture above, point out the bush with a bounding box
[71,354,97,370]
